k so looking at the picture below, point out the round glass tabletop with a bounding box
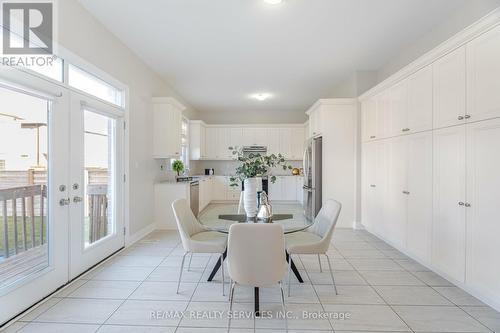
[198,203,314,234]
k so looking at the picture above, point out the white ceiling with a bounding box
[79,0,467,114]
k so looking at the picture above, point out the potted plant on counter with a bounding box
[229,146,292,217]
[172,159,185,177]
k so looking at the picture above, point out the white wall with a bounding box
[199,110,307,124]
[56,0,199,236]
[377,0,500,82]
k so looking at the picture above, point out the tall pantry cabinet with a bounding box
[360,22,500,310]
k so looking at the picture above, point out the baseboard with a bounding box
[352,221,365,230]
[364,225,500,313]
[125,222,157,246]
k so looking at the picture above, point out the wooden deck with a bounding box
[0,244,48,288]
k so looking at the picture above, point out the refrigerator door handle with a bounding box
[303,185,313,192]
[302,146,308,180]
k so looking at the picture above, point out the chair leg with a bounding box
[279,282,288,332]
[287,253,292,297]
[220,254,225,296]
[177,251,188,294]
[317,254,323,273]
[228,281,236,332]
[187,253,193,271]
[325,254,338,295]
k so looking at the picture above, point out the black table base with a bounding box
[207,250,302,316]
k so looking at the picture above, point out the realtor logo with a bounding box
[2,2,53,54]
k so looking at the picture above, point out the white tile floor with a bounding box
[3,205,500,332]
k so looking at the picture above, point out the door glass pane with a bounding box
[84,110,116,247]
[0,87,49,288]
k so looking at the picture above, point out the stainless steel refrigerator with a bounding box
[303,136,322,221]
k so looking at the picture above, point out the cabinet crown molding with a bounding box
[359,7,500,101]
[152,97,187,111]
[306,98,358,115]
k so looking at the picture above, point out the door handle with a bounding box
[370,135,376,139]
[401,128,410,132]
[457,115,465,120]
[73,196,83,203]
[464,115,471,119]
[402,190,410,195]
[458,202,465,206]
[59,198,70,206]
[370,184,376,188]
[465,202,471,207]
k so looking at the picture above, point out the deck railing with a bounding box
[87,184,109,244]
[0,185,46,259]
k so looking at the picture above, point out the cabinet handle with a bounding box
[464,115,471,119]
[402,190,410,195]
[465,202,471,207]
[370,135,376,139]
[458,201,465,206]
[370,184,376,188]
[401,128,410,132]
[457,115,464,120]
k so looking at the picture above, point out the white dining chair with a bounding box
[172,198,227,294]
[227,223,288,330]
[285,199,342,296]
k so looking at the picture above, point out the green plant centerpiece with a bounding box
[172,159,185,177]
[229,146,292,218]
[229,147,293,187]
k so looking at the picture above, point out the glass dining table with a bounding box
[198,203,314,316]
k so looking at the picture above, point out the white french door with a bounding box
[0,68,69,324]
[0,69,125,325]
[69,92,124,279]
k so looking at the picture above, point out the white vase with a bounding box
[243,178,260,218]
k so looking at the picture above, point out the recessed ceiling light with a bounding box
[251,93,272,101]
[264,0,283,4]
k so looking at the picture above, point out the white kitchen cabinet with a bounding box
[372,140,389,237]
[376,91,390,139]
[212,176,227,201]
[268,176,300,202]
[199,177,213,211]
[361,141,377,230]
[362,98,377,141]
[290,127,305,160]
[388,81,408,137]
[433,46,467,129]
[189,121,206,160]
[296,176,304,204]
[432,125,466,283]
[307,106,322,137]
[153,97,185,158]
[268,177,282,201]
[407,66,433,133]
[205,127,218,159]
[465,118,500,301]
[385,136,408,249]
[241,128,255,146]
[229,127,243,150]
[406,132,433,264]
[267,129,280,156]
[279,128,292,159]
[466,25,500,123]
[217,127,232,160]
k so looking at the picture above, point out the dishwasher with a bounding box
[190,181,199,216]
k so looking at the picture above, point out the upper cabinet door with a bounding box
[205,127,218,159]
[433,46,466,129]
[432,125,466,283]
[388,81,408,137]
[465,118,500,302]
[229,127,243,151]
[290,127,305,159]
[279,128,292,159]
[267,128,280,156]
[362,99,377,141]
[407,66,433,133]
[153,100,183,158]
[376,91,390,139]
[241,128,255,146]
[467,25,500,123]
[217,127,231,160]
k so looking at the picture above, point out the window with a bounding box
[22,57,64,82]
[68,64,124,107]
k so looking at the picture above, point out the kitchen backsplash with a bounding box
[189,160,303,176]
